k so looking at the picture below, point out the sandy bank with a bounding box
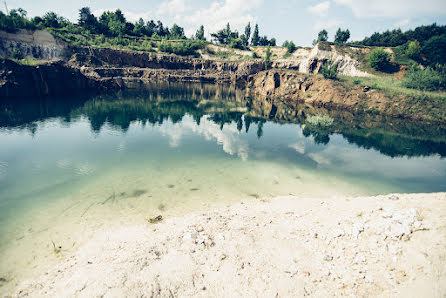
[11,193,446,297]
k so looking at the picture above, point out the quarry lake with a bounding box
[0,83,446,285]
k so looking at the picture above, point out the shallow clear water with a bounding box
[0,83,445,287]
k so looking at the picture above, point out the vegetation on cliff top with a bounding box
[1,6,446,95]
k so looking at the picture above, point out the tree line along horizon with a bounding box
[1,7,445,91]
[1,7,445,50]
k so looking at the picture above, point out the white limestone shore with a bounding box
[9,193,446,297]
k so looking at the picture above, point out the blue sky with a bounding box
[3,0,446,46]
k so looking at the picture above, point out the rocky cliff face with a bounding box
[0,59,116,98]
[247,70,446,123]
[0,29,69,60]
[68,47,265,86]
[271,43,370,77]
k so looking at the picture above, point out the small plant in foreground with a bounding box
[320,61,338,80]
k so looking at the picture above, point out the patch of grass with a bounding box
[341,74,446,101]
[213,51,232,59]
[11,57,54,66]
[403,65,446,91]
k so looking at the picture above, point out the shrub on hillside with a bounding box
[403,65,446,91]
[319,61,338,79]
[368,48,392,71]
[159,40,205,56]
[229,38,244,50]
[406,40,421,60]
[11,48,24,60]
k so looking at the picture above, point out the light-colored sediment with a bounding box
[10,193,446,297]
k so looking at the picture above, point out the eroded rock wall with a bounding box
[0,59,116,98]
[247,70,446,123]
[272,44,370,77]
[0,29,69,60]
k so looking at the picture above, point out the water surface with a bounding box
[0,83,445,288]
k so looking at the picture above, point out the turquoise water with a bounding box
[0,83,446,288]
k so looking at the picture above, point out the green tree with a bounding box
[78,7,98,32]
[334,28,350,44]
[251,24,260,46]
[42,12,61,28]
[368,48,392,71]
[421,34,446,66]
[405,40,421,60]
[283,40,297,53]
[108,15,125,36]
[133,18,146,36]
[316,29,328,43]
[195,25,205,40]
[242,22,251,46]
[170,24,185,39]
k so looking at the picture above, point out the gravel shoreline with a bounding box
[11,193,446,297]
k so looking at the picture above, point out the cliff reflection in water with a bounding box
[1,82,445,158]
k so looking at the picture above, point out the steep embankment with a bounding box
[67,47,264,86]
[247,70,446,123]
[0,58,118,98]
[0,29,69,60]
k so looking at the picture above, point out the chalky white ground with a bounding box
[13,193,446,297]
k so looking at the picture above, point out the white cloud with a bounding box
[313,19,343,31]
[289,142,305,154]
[395,19,410,28]
[307,1,331,17]
[92,8,154,23]
[157,0,189,16]
[182,0,262,38]
[159,116,249,161]
[334,0,446,18]
[95,0,261,39]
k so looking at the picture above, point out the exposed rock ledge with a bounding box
[247,70,446,123]
[11,193,446,297]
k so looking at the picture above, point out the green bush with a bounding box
[158,40,205,56]
[11,48,24,59]
[406,40,421,60]
[403,65,446,91]
[368,48,392,71]
[319,61,338,79]
[252,51,259,58]
[229,38,244,50]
